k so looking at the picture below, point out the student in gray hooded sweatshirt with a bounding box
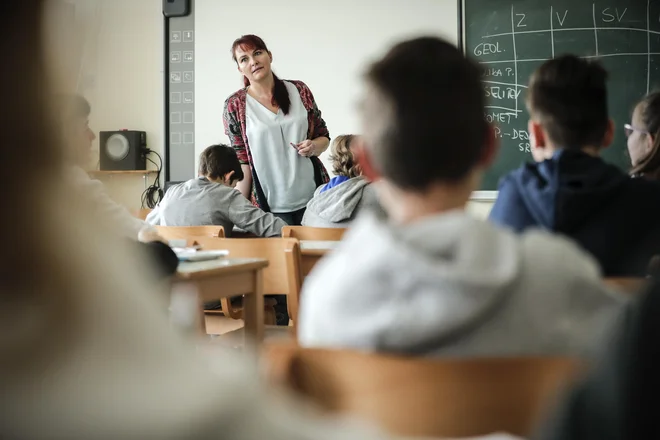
[298,37,625,356]
[302,135,381,228]
[147,144,286,237]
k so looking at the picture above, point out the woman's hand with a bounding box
[295,139,317,157]
[294,137,329,157]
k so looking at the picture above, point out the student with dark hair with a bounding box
[302,135,381,228]
[223,35,331,226]
[147,144,286,237]
[60,94,178,277]
[489,55,660,276]
[61,94,151,240]
[628,92,660,180]
[298,38,623,354]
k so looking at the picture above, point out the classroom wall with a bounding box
[194,0,459,175]
[74,0,164,210]
[72,0,496,217]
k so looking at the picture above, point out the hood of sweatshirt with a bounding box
[304,177,372,224]
[507,150,629,232]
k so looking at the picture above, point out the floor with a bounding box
[204,314,293,348]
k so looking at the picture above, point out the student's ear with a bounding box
[647,133,656,154]
[355,143,381,182]
[479,124,500,168]
[268,51,273,63]
[529,119,546,149]
[601,118,615,149]
[223,170,235,185]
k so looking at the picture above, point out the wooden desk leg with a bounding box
[242,269,265,345]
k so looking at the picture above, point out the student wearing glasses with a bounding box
[627,92,660,180]
[489,55,660,276]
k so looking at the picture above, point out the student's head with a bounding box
[628,92,660,179]
[358,37,496,218]
[59,94,97,166]
[526,55,614,158]
[329,135,363,178]
[198,144,244,187]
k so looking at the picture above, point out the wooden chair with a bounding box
[132,208,152,220]
[604,277,647,295]
[195,237,303,324]
[263,344,579,439]
[282,225,346,241]
[155,225,225,246]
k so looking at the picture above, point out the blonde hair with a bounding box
[329,135,361,178]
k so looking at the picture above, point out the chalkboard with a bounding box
[463,0,660,191]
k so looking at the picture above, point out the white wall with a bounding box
[75,0,495,217]
[76,0,164,210]
[195,0,459,174]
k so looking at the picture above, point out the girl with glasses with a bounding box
[627,92,660,180]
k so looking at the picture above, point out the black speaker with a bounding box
[99,130,147,171]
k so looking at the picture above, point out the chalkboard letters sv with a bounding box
[602,7,627,23]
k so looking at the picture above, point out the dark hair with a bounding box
[230,34,291,115]
[198,144,244,183]
[329,135,361,178]
[363,37,488,189]
[631,92,660,178]
[527,55,609,149]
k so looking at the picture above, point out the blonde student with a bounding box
[0,3,407,439]
[302,135,381,228]
[147,144,286,237]
[298,37,623,356]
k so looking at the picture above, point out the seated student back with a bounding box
[488,56,660,277]
[146,144,286,237]
[298,38,624,357]
[302,135,381,228]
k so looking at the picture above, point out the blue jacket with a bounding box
[489,150,660,276]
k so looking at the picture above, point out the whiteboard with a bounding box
[194,0,459,175]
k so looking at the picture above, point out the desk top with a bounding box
[176,257,268,280]
[300,240,339,256]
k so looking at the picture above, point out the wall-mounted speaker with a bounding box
[99,130,147,171]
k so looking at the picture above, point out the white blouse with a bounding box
[245,81,315,213]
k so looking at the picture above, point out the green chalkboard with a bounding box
[463,0,660,191]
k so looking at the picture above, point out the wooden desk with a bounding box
[299,240,339,276]
[172,258,268,344]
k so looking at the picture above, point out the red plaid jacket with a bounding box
[222,80,330,211]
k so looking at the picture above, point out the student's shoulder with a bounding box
[304,214,394,285]
[518,228,601,279]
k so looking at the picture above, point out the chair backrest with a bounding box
[133,208,152,220]
[155,225,225,246]
[264,344,579,438]
[194,237,303,321]
[604,277,647,295]
[282,226,346,241]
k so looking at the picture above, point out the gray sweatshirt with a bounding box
[146,178,286,237]
[302,177,382,228]
[299,210,625,356]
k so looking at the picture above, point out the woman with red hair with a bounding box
[223,34,331,225]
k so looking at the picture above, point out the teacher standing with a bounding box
[223,34,331,225]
